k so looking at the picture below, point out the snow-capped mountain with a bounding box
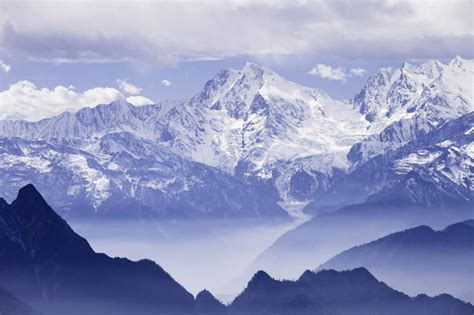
[0,133,288,220]
[349,56,473,164]
[0,57,472,220]
[304,112,473,214]
[167,62,368,174]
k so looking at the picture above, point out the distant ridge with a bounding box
[318,220,474,302]
[229,267,473,315]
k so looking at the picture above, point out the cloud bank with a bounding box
[0,0,472,64]
[0,81,154,121]
[308,64,367,81]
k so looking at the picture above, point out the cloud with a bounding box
[161,79,172,87]
[308,64,367,81]
[308,64,348,81]
[350,67,367,77]
[117,79,142,95]
[0,80,154,121]
[126,95,154,106]
[0,60,11,72]
[0,1,471,64]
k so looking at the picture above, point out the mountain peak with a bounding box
[195,289,226,314]
[450,55,467,66]
[243,61,263,70]
[348,266,374,278]
[249,270,273,285]
[15,184,45,205]
[352,56,473,138]
[196,289,213,299]
[241,62,267,76]
[0,185,196,314]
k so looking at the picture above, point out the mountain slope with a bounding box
[0,58,472,220]
[173,62,368,174]
[194,289,227,315]
[0,184,195,315]
[0,63,368,211]
[0,134,288,220]
[305,111,474,215]
[0,286,39,315]
[350,56,473,164]
[318,220,474,303]
[229,268,474,315]
[250,112,473,280]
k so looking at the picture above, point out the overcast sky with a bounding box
[0,0,472,121]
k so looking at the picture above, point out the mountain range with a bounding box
[1,184,472,315]
[0,184,195,315]
[229,267,473,315]
[318,220,474,303]
[0,57,472,221]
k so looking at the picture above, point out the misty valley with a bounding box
[0,55,473,315]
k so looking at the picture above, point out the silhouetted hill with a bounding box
[318,220,474,302]
[194,289,227,314]
[0,184,194,315]
[0,285,39,315]
[252,182,473,280]
[229,268,474,315]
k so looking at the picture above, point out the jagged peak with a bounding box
[10,184,55,219]
[241,62,267,76]
[15,184,44,203]
[450,55,468,66]
[249,270,273,284]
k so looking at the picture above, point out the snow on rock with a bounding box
[0,58,472,219]
[350,56,474,165]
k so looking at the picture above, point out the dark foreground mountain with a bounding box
[318,220,474,303]
[2,184,472,315]
[0,285,39,315]
[229,268,474,315]
[194,289,227,314]
[0,184,194,315]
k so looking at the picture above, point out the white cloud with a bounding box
[0,80,154,121]
[350,67,367,77]
[308,64,367,81]
[0,60,11,73]
[126,95,154,106]
[117,79,142,95]
[161,79,172,87]
[308,64,348,81]
[0,1,471,63]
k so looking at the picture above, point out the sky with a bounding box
[0,0,473,121]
